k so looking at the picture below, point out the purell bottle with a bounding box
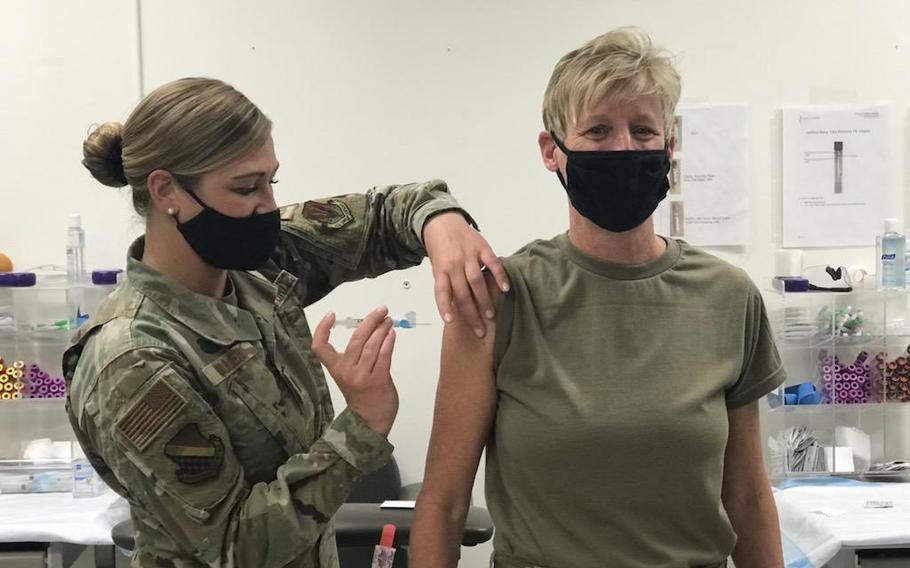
[877,218,905,290]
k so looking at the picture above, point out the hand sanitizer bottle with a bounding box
[877,218,905,290]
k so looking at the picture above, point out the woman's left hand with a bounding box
[423,212,510,338]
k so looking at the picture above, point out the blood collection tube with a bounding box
[371,524,396,568]
[834,141,843,194]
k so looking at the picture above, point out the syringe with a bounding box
[332,311,430,330]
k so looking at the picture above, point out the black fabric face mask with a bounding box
[175,189,280,270]
[551,132,671,233]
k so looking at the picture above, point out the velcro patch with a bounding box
[165,423,225,484]
[201,342,257,386]
[117,378,186,452]
[279,203,299,221]
[302,199,353,229]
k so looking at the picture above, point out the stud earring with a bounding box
[167,208,175,216]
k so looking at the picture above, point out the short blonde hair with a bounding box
[542,27,681,140]
[82,77,272,216]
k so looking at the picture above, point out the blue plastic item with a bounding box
[783,382,822,405]
[0,272,36,287]
[91,269,122,285]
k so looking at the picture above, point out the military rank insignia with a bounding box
[164,423,225,484]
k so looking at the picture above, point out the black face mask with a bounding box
[175,189,280,270]
[551,132,671,233]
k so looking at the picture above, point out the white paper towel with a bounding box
[775,249,803,277]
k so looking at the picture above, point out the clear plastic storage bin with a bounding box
[762,287,910,481]
[0,272,119,493]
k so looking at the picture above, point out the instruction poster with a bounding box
[782,104,894,248]
[656,103,748,246]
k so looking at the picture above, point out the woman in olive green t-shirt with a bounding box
[412,28,785,568]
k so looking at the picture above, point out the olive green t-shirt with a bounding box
[487,233,785,568]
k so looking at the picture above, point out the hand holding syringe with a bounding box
[332,310,429,330]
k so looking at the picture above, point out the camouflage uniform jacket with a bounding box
[63,181,468,567]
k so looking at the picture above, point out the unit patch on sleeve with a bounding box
[164,423,225,484]
[301,199,353,229]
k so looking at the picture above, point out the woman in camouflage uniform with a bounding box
[67,77,508,567]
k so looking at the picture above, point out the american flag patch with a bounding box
[117,377,186,451]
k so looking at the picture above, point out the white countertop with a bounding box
[0,491,129,545]
[775,480,910,566]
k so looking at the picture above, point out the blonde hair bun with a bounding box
[82,122,129,188]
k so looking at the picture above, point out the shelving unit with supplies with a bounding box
[0,272,118,493]
[761,287,910,481]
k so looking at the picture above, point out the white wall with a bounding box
[1,1,141,271]
[5,1,910,565]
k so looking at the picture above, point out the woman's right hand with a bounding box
[312,306,399,436]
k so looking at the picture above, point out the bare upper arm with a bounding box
[419,272,502,508]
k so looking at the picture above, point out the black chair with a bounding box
[326,456,496,567]
[111,456,495,567]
